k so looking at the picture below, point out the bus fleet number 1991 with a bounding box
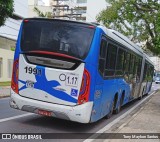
[24,66,42,75]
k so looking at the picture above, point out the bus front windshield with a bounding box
[21,19,95,59]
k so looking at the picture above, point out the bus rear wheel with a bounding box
[113,101,121,114]
[114,94,124,114]
[105,101,114,119]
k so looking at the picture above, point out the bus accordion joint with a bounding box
[11,59,19,94]
[78,68,90,105]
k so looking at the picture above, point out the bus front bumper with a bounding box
[10,89,93,123]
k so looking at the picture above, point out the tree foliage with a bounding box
[0,0,14,26]
[97,0,160,55]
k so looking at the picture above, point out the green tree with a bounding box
[0,0,14,26]
[97,0,160,55]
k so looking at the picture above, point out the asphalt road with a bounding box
[0,83,159,142]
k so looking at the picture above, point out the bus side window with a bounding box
[129,54,135,74]
[124,52,130,73]
[99,39,107,76]
[148,64,154,81]
[143,62,148,81]
[137,57,142,82]
[105,43,117,77]
[133,56,138,75]
[115,48,125,76]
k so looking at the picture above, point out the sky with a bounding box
[87,0,107,22]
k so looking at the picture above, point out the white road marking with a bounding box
[0,113,33,123]
[83,91,156,142]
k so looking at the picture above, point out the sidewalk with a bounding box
[96,91,160,142]
[0,86,10,98]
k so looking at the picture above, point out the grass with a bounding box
[0,81,11,87]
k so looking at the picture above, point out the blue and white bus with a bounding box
[10,18,154,123]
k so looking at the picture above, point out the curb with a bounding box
[0,94,10,99]
[0,87,10,99]
[0,86,11,89]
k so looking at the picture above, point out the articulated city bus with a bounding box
[10,18,154,123]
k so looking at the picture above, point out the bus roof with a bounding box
[23,18,98,27]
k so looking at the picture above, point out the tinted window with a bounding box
[147,64,154,81]
[100,39,107,59]
[21,20,95,59]
[133,56,138,75]
[99,39,107,75]
[116,48,125,75]
[143,62,148,81]
[129,54,135,74]
[105,43,117,76]
[124,52,130,73]
[137,58,142,81]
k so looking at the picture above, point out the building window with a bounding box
[77,0,87,4]
[8,59,13,78]
[76,10,86,14]
[76,6,87,14]
[0,58,2,78]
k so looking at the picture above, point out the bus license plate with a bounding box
[37,109,52,116]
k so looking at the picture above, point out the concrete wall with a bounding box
[0,48,14,82]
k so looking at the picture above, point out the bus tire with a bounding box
[105,101,114,119]
[113,93,120,114]
[138,95,142,100]
[139,87,144,100]
[114,102,120,114]
[114,91,124,114]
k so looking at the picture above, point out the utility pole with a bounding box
[52,0,83,20]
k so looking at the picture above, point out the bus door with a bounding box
[90,37,106,122]
[129,55,141,99]
[100,42,118,118]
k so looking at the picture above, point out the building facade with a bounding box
[28,0,107,22]
[28,0,74,19]
[149,56,160,71]
[28,0,53,18]
[0,0,28,82]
